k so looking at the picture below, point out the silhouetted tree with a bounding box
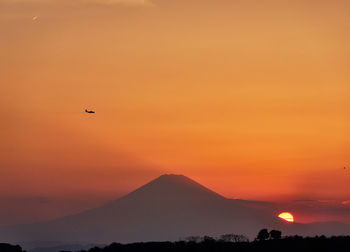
[185,236,202,243]
[203,235,216,243]
[0,243,23,252]
[220,234,249,242]
[256,228,270,241]
[270,230,282,239]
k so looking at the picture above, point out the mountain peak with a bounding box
[122,174,224,202]
[155,174,194,183]
[157,173,187,179]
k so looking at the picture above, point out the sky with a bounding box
[1,0,350,225]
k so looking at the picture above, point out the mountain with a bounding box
[0,174,349,249]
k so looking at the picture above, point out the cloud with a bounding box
[293,199,316,203]
[342,200,350,205]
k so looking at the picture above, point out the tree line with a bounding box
[69,229,350,252]
[2,229,350,252]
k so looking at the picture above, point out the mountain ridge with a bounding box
[1,174,349,249]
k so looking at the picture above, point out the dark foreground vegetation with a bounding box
[0,243,24,252]
[2,230,350,252]
[73,230,350,252]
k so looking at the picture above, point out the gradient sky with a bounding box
[1,0,350,225]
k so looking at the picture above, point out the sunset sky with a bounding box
[1,0,350,225]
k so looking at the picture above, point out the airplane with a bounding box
[85,109,95,114]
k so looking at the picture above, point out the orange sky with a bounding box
[1,0,350,224]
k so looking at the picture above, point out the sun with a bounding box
[278,212,294,222]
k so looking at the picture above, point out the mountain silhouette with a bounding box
[1,174,349,248]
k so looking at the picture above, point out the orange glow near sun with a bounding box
[278,212,294,223]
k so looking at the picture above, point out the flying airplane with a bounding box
[85,109,95,114]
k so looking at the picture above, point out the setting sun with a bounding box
[278,212,295,223]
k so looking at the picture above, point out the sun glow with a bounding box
[278,212,294,222]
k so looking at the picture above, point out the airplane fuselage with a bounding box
[85,109,95,114]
